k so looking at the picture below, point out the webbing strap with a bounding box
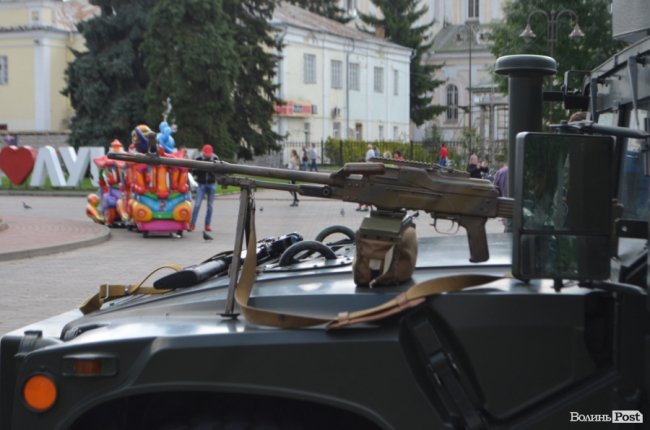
[79,264,182,314]
[234,209,503,329]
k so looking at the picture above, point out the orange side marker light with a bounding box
[23,374,57,412]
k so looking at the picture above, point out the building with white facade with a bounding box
[426,0,509,154]
[272,3,411,146]
[344,0,509,156]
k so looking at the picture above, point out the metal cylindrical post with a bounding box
[495,55,557,197]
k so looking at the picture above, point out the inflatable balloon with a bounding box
[157,121,176,154]
[131,125,156,154]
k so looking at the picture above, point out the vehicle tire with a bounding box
[314,225,355,245]
[278,240,337,267]
[143,231,149,238]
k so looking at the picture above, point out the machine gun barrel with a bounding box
[107,152,384,186]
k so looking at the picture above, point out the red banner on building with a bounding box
[274,100,313,117]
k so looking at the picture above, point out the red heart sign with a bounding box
[0,146,37,185]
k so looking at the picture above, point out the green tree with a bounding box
[490,0,624,120]
[63,0,155,149]
[358,0,445,126]
[285,0,351,23]
[223,0,283,159]
[143,0,239,157]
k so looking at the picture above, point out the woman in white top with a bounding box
[288,149,300,206]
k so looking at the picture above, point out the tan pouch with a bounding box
[353,213,418,287]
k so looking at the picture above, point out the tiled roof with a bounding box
[272,2,408,51]
[432,23,492,54]
[52,0,100,32]
[0,0,99,33]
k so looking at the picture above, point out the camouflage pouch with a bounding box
[353,212,418,287]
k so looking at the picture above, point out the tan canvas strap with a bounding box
[234,208,503,329]
[329,273,502,329]
[79,264,181,314]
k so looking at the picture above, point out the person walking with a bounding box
[300,146,309,171]
[288,149,300,207]
[308,143,319,171]
[365,144,376,161]
[492,163,512,232]
[189,144,219,232]
[439,143,448,167]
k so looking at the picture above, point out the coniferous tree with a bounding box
[63,0,155,148]
[223,0,283,159]
[285,0,351,23]
[143,0,239,156]
[358,0,445,126]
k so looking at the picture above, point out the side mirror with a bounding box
[512,133,615,282]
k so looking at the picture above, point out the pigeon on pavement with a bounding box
[22,202,32,209]
[203,231,213,241]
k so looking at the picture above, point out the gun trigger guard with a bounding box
[432,218,459,235]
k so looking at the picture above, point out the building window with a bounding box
[349,62,360,91]
[331,60,342,89]
[0,56,7,85]
[393,126,398,140]
[374,67,384,93]
[333,122,341,139]
[304,54,316,84]
[355,123,363,140]
[29,9,40,26]
[468,0,479,19]
[446,84,459,122]
[393,70,399,95]
[378,125,384,140]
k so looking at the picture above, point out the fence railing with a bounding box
[270,139,507,171]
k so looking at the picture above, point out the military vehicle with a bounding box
[1,4,649,429]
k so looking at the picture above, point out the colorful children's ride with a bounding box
[86,124,193,237]
[85,140,129,227]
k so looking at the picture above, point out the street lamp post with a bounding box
[458,19,481,156]
[519,9,585,58]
